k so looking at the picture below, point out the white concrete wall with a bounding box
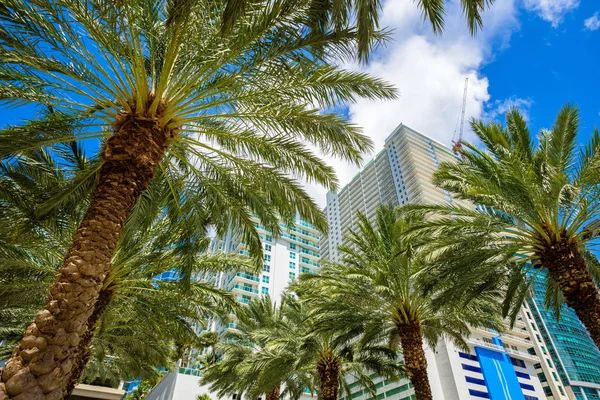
[146,373,220,400]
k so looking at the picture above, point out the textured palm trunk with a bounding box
[397,323,432,400]
[540,238,600,350]
[0,109,173,400]
[317,350,341,400]
[64,287,114,398]
[265,384,281,400]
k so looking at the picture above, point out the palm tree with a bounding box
[295,205,502,400]
[0,0,400,396]
[0,147,251,395]
[201,296,305,400]
[202,294,401,400]
[221,0,496,62]
[403,105,600,350]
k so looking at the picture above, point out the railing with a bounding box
[504,347,540,362]
[467,338,505,351]
[500,333,531,345]
[230,284,258,294]
[228,272,260,284]
[468,338,540,362]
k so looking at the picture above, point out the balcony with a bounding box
[500,333,532,346]
[467,338,540,363]
[467,337,504,352]
[504,347,540,363]
[230,284,259,294]
[228,272,260,285]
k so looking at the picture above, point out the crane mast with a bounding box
[452,78,468,155]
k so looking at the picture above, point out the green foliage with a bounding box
[197,394,212,400]
[403,104,600,322]
[220,0,496,63]
[294,205,503,353]
[202,294,402,399]
[0,0,399,268]
[0,147,251,383]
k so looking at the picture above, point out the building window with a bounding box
[264,255,271,262]
[261,287,269,295]
[520,383,535,391]
[515,371,530,380]
[289,252,296,259]
[510,358,526,368]
[458,352,478,361]
[265,244,272,252]
[290,243,296,250]
[263,264,270,272]
[465,376,486,386]
[262,275,269,283]
[289,262,296,269]
[289,272,296,280]
[461,364,482,373]
[468,389,490,399]
[266,235,273,242]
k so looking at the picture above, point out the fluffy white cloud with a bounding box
[584,12,600,31]
[523,0,580,27]
[303,0,526,206]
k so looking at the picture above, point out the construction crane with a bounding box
[452,78,468,155]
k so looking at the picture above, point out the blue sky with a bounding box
[483,1,599,140]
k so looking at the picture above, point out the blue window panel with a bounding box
[468,389,490,399]
[523,396,538,400]
[459,352,479,361]
[520,383,535,391]
[510,357,526,368]
[465,376,486,386]
[515,371,531,380]
[462,364,482,373]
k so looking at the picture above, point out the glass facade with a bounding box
[528,269,600,399]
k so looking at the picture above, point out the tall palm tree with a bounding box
[0,147,251,395]
[296,205,502,400]
[202,294,402,400]
[403,105,600,350]
[0,0,398,397]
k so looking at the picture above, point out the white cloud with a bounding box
[523,0,580,27]
[304,0,537,207]
[484,97,534,122]
[584,12,600,31]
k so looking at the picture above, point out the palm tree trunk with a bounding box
[265,384,281,400]
[0,113,173,400]
[397,323,432,400]
[317,350,341,400]
[64,287,114,398]
[541,239,600,350]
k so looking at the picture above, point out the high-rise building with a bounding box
[148,215,322,400]
[329,124,548,400]
[322,124,459,261]
[523,269,600,400]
